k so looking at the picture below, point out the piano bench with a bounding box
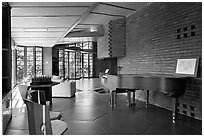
[110,88,138,108]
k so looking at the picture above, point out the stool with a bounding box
[110,88,137,108]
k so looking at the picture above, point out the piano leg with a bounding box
[133,91,136,105]
[127,91,131,107]
[146,90,149,108]
[131,91,136,107]
[110,90,116,108]
[172,97,178,123]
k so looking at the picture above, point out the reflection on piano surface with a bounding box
[102,74,187,123]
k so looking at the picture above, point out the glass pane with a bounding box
[27,65,33,77]
[64,51,69,78]
[27,56,33,60]
[17,61,24,66]
[69,52,75,79]
[27,51,33,56]
[75,52,81,78]
[27,47,33,51]
[36,65,42,71]
[69,44,75,47]
[83,42,89,49]
[17,65,24,82]
[58,50,64,78]
[76,43,80,48]
[27,47,34,78]
[36,68,42,76]
[89,53,93,77]
[89,42,93,49]
[36,47,42,51]
[83,53,89,77]
[16,47,25,83]
[79,43,83,49]
[27,61,33,67]
[59,62,63,66]
[36,52,42,57]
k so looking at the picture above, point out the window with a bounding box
[82,53,93,78]
[35,47,43,76]
[89,53,93,77]
[27,47,34,77]
[82,42,93,49]
[69,51,75,79]
[64,51,69,78]
[16,46,25,83]
[58,49,64,78]
[75,52,82,78]
[57,42,95,79]
[15,46,43,83]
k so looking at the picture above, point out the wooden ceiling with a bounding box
[9,2,149,47]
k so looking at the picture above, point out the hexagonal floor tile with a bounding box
[61,106,107,121]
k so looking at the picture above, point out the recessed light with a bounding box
[24,28,48,32]
[89,27,97,32]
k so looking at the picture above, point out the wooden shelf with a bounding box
[2,48,9,51]
[2,76,9,79]
[2,3,12,134]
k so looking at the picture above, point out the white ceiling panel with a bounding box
[11,7,87,16]
[13,37,58,41]
[13,38,58,47]
[11,32,64,38]
[12,27,69,32]
[11,17,79,27]
[13,41,56,47]
[9,2,93,7]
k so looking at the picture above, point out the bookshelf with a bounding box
[2,2,12,134]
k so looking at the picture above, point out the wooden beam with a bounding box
[90,11,125,17]
[57,2,100,42]
[100,2,137,11]
[78,23,102,26]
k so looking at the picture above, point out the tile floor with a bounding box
[4,78,202,135]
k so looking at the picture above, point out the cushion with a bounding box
[51,120,68,135]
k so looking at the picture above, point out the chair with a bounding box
[18,85,62,120]
[52,80,76,97]
[28,90,62,120]
[23,99,67,135]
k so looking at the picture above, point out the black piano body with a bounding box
[102,74,187,123]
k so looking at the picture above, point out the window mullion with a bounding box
[33,46,36,77]
[24,47,27,78]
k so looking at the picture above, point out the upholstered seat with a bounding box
[18,85,61,120]
[52,80,76,97]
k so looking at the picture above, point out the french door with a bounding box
[59,50,93,79]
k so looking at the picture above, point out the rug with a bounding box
[93,87,109,94]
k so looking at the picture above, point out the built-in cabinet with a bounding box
[2,2,12,133]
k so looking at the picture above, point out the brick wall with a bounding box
[108,18,126,57]
[117,2,202,119]
[97,24,109,58]
[97,18,126,58]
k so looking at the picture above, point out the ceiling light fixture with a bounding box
[23,28,48,32]
[89,27,97,32]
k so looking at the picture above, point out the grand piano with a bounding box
[102,74,187,123]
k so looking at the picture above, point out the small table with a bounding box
[29,82,59,105]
